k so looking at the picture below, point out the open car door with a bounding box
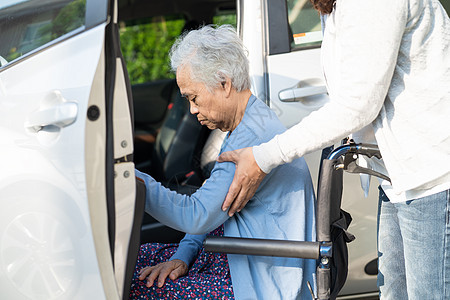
[0,0,140,299]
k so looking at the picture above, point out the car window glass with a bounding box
[440,0,450,14]
[0,0,86,68]
[287,0,322,49]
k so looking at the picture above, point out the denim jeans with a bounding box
[377,188,450,300]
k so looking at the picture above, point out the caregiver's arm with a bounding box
[135,160,234,235]
[219,0,408,215]
[218,147,265,216]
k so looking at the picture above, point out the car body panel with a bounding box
[0,0,137,298]
[0,23,108,299]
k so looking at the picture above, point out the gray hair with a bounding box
[170,24,251,92]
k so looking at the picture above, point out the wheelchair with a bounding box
[204,142,389,300]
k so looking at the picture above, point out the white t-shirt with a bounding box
[253,0,450,202]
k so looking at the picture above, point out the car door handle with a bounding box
[26,102,78,132]
[25,91,78,132]
[279,85,327,102]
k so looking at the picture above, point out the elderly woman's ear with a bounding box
[222,77,233,97]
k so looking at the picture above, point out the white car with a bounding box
[1,0,449,299]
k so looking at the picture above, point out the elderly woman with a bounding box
[130,25,316,300]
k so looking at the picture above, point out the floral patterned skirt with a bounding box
[129,226,234,299]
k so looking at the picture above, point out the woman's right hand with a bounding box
[138,259,188,288]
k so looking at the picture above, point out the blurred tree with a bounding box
[120,14,237,85]
[213,14,236,27]
[120,16,184,84]
[51,0,85,38]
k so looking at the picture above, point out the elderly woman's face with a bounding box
[176,66,236,131]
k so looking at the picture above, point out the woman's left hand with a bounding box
[138,259,188,288]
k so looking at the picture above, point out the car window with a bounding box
[287,0,322,49]
[441,0,450,14]
[0,0,86,68]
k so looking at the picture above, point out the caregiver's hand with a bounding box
[218,147,267,217]
[138,259,188,288]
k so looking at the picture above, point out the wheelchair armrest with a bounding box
[204,236,321,259]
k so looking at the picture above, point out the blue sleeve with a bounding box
[169,233,206,266]
[135,161,234,235]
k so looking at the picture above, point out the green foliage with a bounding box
[120,14,237,85]
[120,17,185,84]
[51,0,86,38]
[213,14,237,27]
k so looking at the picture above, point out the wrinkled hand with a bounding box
[217,147,267,217]
[138,259,188,288]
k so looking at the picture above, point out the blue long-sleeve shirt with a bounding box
[136,95,316,300]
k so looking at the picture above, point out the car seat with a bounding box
[139,90,211,244]
[150,90,211,193]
